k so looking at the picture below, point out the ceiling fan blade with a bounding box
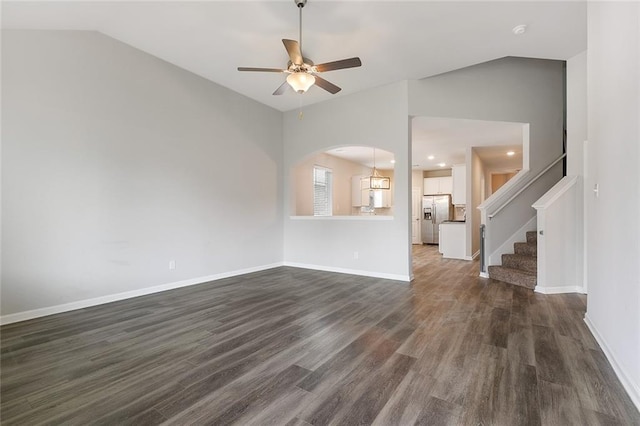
[237,67,285,73]
[314,57,362,73]
[282,39,303,65]
[314,76,341,94]
[272,81,290,96]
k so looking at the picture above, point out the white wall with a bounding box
[1,30,283,319]
[469,148,485,258]
[567,51,588,177]
[411,170,424,194]
[409,57,565,266]
[585,2,640,409]
[533,176,580,294]
[567,51,587,291]
[283,82,411,281]
[409,58,564,172]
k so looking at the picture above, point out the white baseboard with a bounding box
[442,255,472,261]
[283,261,411,282]
[479,271,489,278]
[584,314,640,411]
[0,262,284,325]
[534,285,585,294]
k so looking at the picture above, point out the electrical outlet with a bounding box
[353,251,359,259]
[169,260,176,270]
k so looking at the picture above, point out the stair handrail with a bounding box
[488,153,566,220]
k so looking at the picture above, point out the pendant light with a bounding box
[369,148,390,190]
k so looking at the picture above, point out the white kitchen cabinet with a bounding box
[361,188,392,208]
[440,176,453,194]
[360,177,370,206]
[360,177,370,190]
[424,178,439,195]
[351,176,362,207]
[452,165,466,205]
[423,176,453,195]
[361,189,370,206]
[372,189,392,208]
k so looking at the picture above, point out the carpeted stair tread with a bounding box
[489,230,538,289]
[488,265,536,289]
[514,242,537,257]
[502,253,537,273]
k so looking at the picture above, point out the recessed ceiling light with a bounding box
[390,159,396,164]
[438,162,446,167]
[507,151,515,156]
[427,155,435,160]
[512,25,527,35]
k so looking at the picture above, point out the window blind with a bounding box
[313,166,332,216]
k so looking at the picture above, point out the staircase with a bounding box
[488,231,537,289]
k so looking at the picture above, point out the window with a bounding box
[313,166,332,216]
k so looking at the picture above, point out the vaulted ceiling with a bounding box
[2,1,587,112]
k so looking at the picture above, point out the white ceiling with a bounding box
[2,1,587,112]
[321,117,524,172]
[474,145,523,171]
[326,146,395,170]
[412,117,525,171]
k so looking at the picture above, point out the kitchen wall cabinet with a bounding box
[423,176,452,195]
[351,176,363,207]
[371,189,392,208]
[452,165,466,205]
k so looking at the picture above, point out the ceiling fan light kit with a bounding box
[237,0,362,96]
[287,72,315,93]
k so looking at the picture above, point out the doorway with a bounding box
[411,188,422,244]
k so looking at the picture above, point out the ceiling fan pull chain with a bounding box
[298,96,304,120]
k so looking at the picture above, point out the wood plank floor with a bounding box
[2,244,639,425]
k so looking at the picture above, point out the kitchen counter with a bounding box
[440,222,468,260]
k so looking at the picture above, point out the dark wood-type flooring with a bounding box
[2,245,639,425]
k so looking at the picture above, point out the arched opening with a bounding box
[290,146,396,217]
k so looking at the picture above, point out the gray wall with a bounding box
[409,57,565,261]
[566,51,587,291]
[283,82,412,280]
[585,2,640,408]
[469,148,485,257]
[1,30,283,316]
[409,57,564,172]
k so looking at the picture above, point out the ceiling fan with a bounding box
[237,0,362,95]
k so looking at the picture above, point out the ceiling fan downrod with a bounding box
[295,0,306,53]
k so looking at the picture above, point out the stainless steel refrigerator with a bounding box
[421,195,453,244]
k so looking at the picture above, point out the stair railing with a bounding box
[488,153,567,220]
[480,224,486,274]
